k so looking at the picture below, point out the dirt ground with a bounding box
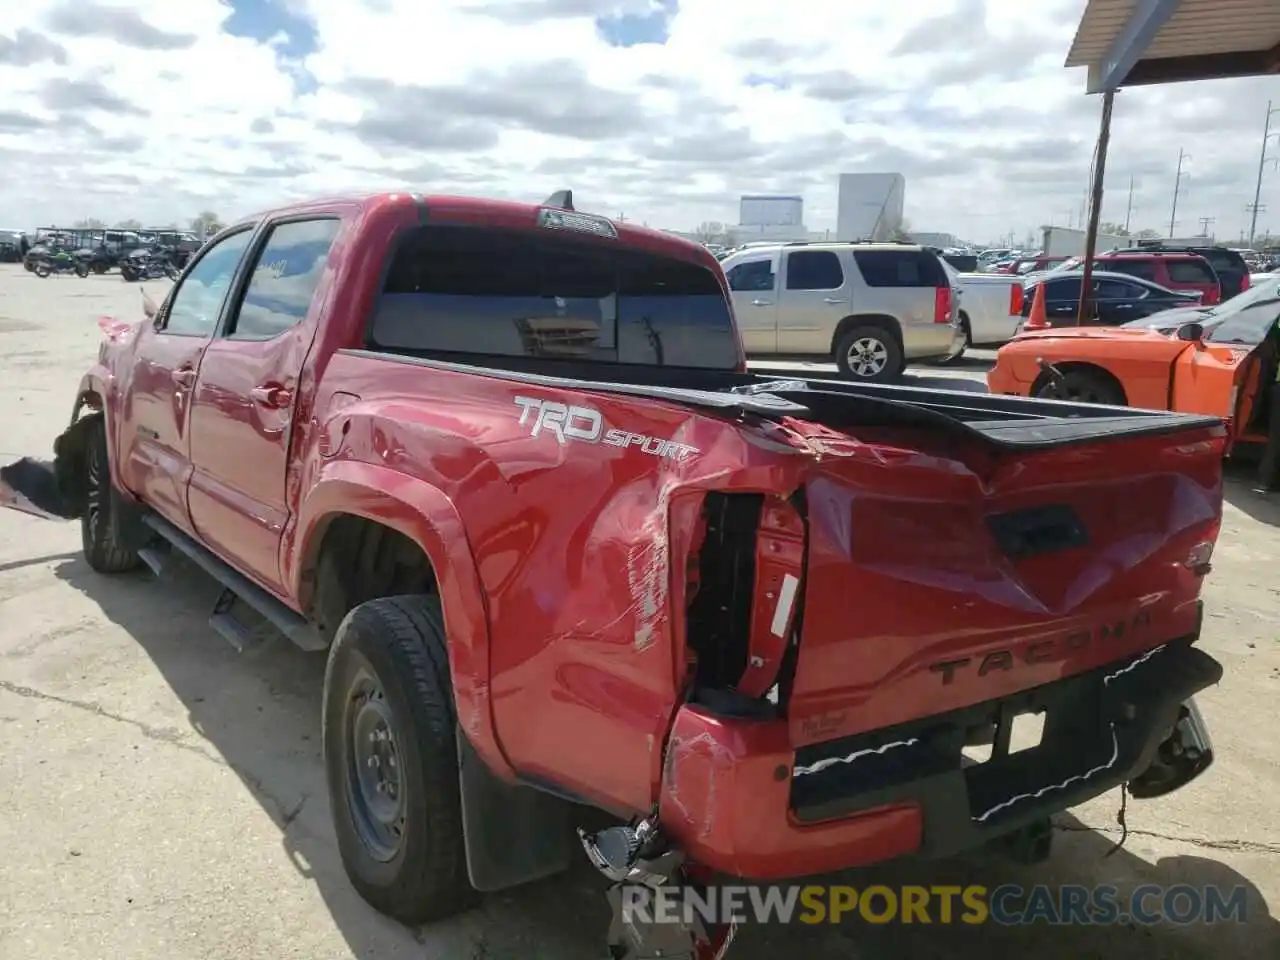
[0,263,1276,960]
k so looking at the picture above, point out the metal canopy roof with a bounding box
[1066,0,1280,92]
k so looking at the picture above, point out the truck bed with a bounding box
[345,348,1227,451]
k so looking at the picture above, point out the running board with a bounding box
[141,513,325,652]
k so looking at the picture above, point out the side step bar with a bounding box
[141,513,325,652]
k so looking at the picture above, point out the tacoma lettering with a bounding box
[929,610,1154,686]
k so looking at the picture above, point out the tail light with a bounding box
[684,492,805,702]
[1009,283,1024,316]
[934,286,953,323]
[1240,273,1251,292]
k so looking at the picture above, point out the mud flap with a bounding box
[456,728,573,892]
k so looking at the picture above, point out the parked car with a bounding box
[936,258,1025,358]
[1122,241,1251,299]
[720,241,963,381]
[31,188,1227,960]
[997,255,1069,275]
[989,275,1280,450]
[1020,271,1203,329]
[1058,251,1222,305]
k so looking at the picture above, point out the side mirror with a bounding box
[1176,322,1205,343]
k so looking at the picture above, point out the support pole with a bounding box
[1078,88,1116,326]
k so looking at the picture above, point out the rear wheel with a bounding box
[834,323,904,382]
[323,595,476,925]
[82,418,140,573]
[75,262,89,278]
[1034,368,1125,405]
[33,263,50,278]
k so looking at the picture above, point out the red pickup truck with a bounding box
[41,190,1224,958]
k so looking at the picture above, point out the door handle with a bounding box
[171,367,196,386]
[250,384,293,409]
[751,299,772,306]
[823,297,845,304]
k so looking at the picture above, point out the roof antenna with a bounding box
[543,189,574,211]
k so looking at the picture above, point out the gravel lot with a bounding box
[0,264,1276,959]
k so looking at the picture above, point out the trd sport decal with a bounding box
[513,395,700,462]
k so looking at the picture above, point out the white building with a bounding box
[835,173,905,242]
[910,231,959,249]
[734,194,808,242]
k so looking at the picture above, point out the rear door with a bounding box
[1165,257,1221,304]
[185,217,342,593]
[1042,276,1084,322]
[776,249,849,354]
[725,256,779,353]
[116,228,255,532]
[1092,278,1144,324]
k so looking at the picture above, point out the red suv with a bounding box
[1074,251,1222,305]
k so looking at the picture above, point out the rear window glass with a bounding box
[368,226,739,369]
[853,250,944,287]
[1198,249,1243,273]
[1166,259,1217,284]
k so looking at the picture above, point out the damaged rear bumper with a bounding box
[657,635,1221,879]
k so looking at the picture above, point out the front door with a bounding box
[725,256,779,353]
[186,217,341,593]
[776,249,850,355]
[116,228,255,532]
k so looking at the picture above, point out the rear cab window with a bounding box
[368,225,739,369]
[852,249,945,287]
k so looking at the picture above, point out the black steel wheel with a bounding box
[323,595,475,925]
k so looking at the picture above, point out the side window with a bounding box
[1102,259,1157,281]
[1167,259,1216,284]
[726,259,776,292]
[1094,279,1139,299]
[1045,277,1082,299]
[163,229,255,336]
[227,219,341,340]
[853,250,944,287]
[785,250,844,290]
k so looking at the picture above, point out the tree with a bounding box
[74,218,106,230]
[1134,228,1161,239]
[1098,222,1130,237]
[114,218,142,230]
[693,221,732,245]
[190,211,223,238]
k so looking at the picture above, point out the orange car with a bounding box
[987,275,1280,452]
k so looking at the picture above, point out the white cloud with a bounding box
[1,0,1279,245]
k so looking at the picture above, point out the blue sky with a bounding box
[595,1,678,47]
[224,0,318,89]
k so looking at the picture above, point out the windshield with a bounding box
[1202,284,1280,345]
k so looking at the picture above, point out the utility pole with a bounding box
[1169,148,1188,238]
[1124,176,1135,233]
[1248,100,1280,248]
[1079,88,1116,326]
[1198,216,1215,239]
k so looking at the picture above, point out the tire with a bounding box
[81,418,141,573]
[75,263,89,278]
[92,261,107,275]
[120,267,138,282]
[932,312,971,366]
[834,323,905,382]
[323,595,476,925]
[34,264,50,278]
[1033,368,1125,406]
